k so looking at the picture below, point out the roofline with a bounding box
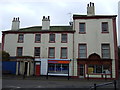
[73,15,117,19]
[2,30,75,34]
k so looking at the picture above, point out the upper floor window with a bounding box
[78,44,87,58]
[102,22,108,33]
[49,34,55,43]
[34,47,40,57]
[79,23,86,33]
[35,34,41,43]
[101,44,110,59]
[18,34,24,43]
[48,47,55,58]
[17,47,23,56]
[61,47,67,59]
[61,34,67,43]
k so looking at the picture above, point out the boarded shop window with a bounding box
[48,47,55,58]
[61,34,67,43]
[17,47,23,56]
[18,34,24,43]
[102,44,110,59]
[34,47,40,57]
[35,34,41,42]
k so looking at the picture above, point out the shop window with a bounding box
[88,65,111,74]
[48,63,69,74]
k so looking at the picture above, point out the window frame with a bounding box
[79,22,86,34]
[102,22,109,33]
[61,33,67,43]
[18,34,24,43]
[101,44,110,59]
[48,47,55,58]
[78,44,87,58]
[34,47,40,57]
[49,33,55,43]
[16,47,23,56]
[61,47,67,59]
[35,34,41,43]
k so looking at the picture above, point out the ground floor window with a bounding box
[48,63,69,74]
[88,65,111,74]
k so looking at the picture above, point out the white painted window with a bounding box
[102,44,110,58]
[78,44,87,58]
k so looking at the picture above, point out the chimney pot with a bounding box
[48,16,50,20]
[43,16,45,19]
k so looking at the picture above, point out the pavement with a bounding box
[2,74,120,90]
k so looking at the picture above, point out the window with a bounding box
[102,44,110,58]
[61,34,67,43]
[79,23,85,33]
[61,47,67,58]
[18,34,24,43]
[35,34,41,43]
[48,63,69,74]
[34,47,40,57]
[88,65,111,74]
[17,47,23,56]
[48,47,55,58]
[49,34,55,42]
[78,44,87,58]
[102,22,108,32]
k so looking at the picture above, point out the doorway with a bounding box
[79,64,85,78]
[24,62,28,75]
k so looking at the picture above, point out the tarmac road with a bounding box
[2,75,120,89]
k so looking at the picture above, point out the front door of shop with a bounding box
[79,64,84,78]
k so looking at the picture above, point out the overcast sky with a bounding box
[0,0,120,45]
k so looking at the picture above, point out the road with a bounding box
[2,75,120,89]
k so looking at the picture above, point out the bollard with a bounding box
[94,84,96,90]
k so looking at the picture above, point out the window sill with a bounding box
[79,32,86,34]
[49,41,55,43]
[101,32,109,33]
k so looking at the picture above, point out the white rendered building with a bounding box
[2,2,118,79]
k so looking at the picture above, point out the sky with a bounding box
[0,0,120,45]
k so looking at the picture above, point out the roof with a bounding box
[73,14,117,19]
[2,26,74,33]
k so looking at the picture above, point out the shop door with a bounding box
[79,64,85,78]
[36,65,40,76]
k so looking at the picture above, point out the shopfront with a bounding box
[77,53,112,79]
[48,59,71,76]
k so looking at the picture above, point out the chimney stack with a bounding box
[42,16,50,30]
[87,2,95,16]
[11,17,20,30]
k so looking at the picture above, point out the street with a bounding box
[2,75,120,89]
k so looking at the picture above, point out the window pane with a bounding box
[18,34,24,42]
[35,34,41,42]
[61,48,67,58]
[79,23,85,33]
[34,47,40,57]
[50,34,55,42]
[102,22,108,32]
[79,44,86,58]
[17,47,23,56]
[62,34,67,42]
[49,48,55,58]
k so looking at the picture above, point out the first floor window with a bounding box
[48,47,55,58]
[61,47,67,58]
[102,44,110,59]
[49,34,55,42]
[34,47,40,57]
[78,44,87,58]
[61,34,67,43]
[17,47,23,56]
[35,34,41,42]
